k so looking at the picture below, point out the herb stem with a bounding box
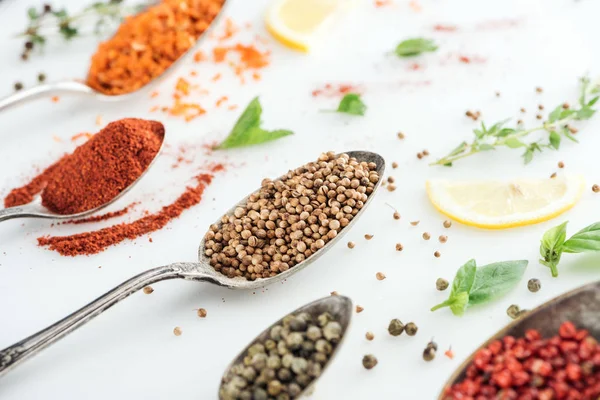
[430,300,452,312]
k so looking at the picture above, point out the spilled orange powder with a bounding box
[71,132,94,142]
[215,96,228,107]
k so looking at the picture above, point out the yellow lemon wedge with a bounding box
[425,176,585,229]
[265,0,348,52]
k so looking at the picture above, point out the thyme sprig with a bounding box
[19,0,148,60]
[431,77,600,167]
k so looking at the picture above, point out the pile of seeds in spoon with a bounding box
[205,152,380,280]
[220,310,343,400]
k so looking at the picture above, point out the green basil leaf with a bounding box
[450,259,476,298]
[549,131,561,149]
[27,7,39,20]
[394,38,438,57]
[539,221,567,277]
[548,105,563,123]
[467,260,528,305]
[575,107,596,120]
[216,97,293,149]
[336,94,366,116]
[588,96,599,107]
[504,137,525,148]
[561,127,579,143]
[563,222,600,253]
[477,143,495,151]
[496,128,516,138]
[449,292,470,316]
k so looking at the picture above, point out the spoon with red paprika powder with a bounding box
[0,118,165,222]
[0,150,384,377]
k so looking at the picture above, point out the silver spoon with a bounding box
[0,128,165,222]
[438,280,600,398]
[0,150,384,377]
[219,295,353,400]
[0,0,229,113]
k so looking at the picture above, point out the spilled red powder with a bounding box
[374,0,392,7]
[433,24,458,32]
[407,63,423,71]
[71,132,94,142]
[37,169,220,256]
[458,54,486,64]
[61,203,138,225]
[312,83,363,98]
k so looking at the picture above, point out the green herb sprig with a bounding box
[19,0,148,60]
[215,97,293,150]
[431,77,600,167]
[539,221,600,277]
[327,93,367,116]
[431,259,528,316]
[394,38,438,57]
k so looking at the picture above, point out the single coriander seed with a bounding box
[422,232,430,240]
[536,86,543,93]
[410,221,420,226]
[443,220,452,228]
[387,184,397,192]
[417,153,423,159]
[362,354,378,369]
[197,308,207,318]
[364,234,373,240]
[405,322,418,336]
[143,286,154,294]
[388,319,404,336]
[393,211,400,220]
[439,235,447,243]
[593,184,600,193]
[387,176,395,184]
[520,107,526,113]
[395,243,403,251]
[347,241,355,249]
[330,291,339,296]
[422,150,429,156]
[550,172,557,179]
[376,272,386,281]
[568,126,578,134]
[538,104,544,110]
[397,132,405,139]
[14,82,23,91]
[507,304,521,319]
[527,278,541,293]
[436,278,449,291]
[365,332,374,341]
[558,161,564,168]
[173,326,182,336]
[392,162,398,169]
[356,305,364,313]
[536,114,542,120]
[434,251,441,258]
[563,102,570,109]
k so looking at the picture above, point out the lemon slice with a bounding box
[265,0,348,52]
[426,176,585,229]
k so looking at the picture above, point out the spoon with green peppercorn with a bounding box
[220,295,352,400]
[438,280,600,399]
[0,150,384,378]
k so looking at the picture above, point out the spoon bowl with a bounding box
[438,280,600,398]
[0,127,165,222]
[0,0,229,113]
[219,295,353,399]
[0,150,384,376]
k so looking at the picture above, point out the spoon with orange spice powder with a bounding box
[0,118,165,222]
[0,0,227,112]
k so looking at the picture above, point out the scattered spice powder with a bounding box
[374,0,393,7]
[312,83,363,98]
[51,96,60,103]
[215,96,228,107]
[86,0,226,95]
[211,73,222,82]
[5,119,164,215]
[71,132,94,142]
[62,203,137,225]
[212,43,270,83]
[433,24,458,32]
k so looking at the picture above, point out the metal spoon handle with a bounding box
[0,207,28,222]
[0,81,94,112]
[0,264,182,376]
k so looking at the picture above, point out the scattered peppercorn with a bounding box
[434,251,441,258]
[365,332,374,341]
[506,304,521,319]
[423,346,436,361]
[173,326,182,336]
[436,278,449,291]
[443,220,452,228]
[364,234,374,240]
[25,41,34,50]
[391,162,398,169]
[14,82,23,91]
[426,340,438,351]
[38,73,46,83]
[347,241,355,249]
[593,184,600,193]
[356,305,364,313]
[143,286,154,294]
[397,132,405,139]
[405,322,418,336]
[438,235,447,243]
[422,232,430,240]
[410,221,420,226]
[395,243,403,251]
[527,278,541,293]
[376,272,386,281]
[558,161,564,168]
[388,319,404,336]
[362,354,378,370]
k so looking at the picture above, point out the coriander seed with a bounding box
[376,272,386,281]
[388,319,404,336]
[410,221,420,226]
[536,114,542,120]
[392,162,398,169]
[443,220,452,228]
[387,184,396,192]
[536,86,543,93]
[173,326,182,336]
[558,161,564,168]
[593,184,600,193]
[397,132,405,139]
[422,232,430,240]
[434,251,441,258]
[347,241,355,249]
[417,153,423,159]
[330,291,339,296]
[387,176,395,184]
[395,243,403,251]
[393,211,400,220]
[356,305,364,313]
[439,235,447,243]
[364,234,373,240]
[405,322,418,336]
[422,150,429,156]
[520,107,526,113]
[143,286,154,294]
[527,278,541,293]
[362,354,378,369]
[568,126,578,134]
[538,104,544,110]
[365,332,374,341]
[436,278,449,291]
[507,304,521,319]
[563,102,570,109]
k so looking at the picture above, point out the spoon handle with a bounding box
[0,207,28,222]
[0,264,182,376]
[0,81,93,112]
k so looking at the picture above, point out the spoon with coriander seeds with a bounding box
[0,151,384,377]
[220,295,353,400]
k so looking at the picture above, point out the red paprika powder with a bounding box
[4,118,164,215]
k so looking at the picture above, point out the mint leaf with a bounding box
[216,97,293,149]
[450,259,476,297]
[563,222,600,253]
[394,38,438,57]
[449,292,470,316]
[539,221,568,277]
[468,260,528,304]
[335,94,366,116]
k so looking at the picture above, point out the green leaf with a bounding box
[496,128,516,138]
[548,105,563,123]
[448,141,468,157]
[588,96,599,107]
[549,131,561,149]
[561,127,579,143]
[27,7,39,20]
[52,9,68,18]
[575,107,596,120]
[60,25,78,40]
[477,143,495,151]
[563,222,600,253]
[504,137,525,148]
[394,38,438,57]
[522,149,533,164]
[467,260,528,305]
[450,259,477,298]
[216,97,293,149]
[336,94,366,116]
[449,292,470,316]
[539,221,568,277]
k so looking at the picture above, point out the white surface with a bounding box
[1,0,600,399]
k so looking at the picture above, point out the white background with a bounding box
[1,0,600,398]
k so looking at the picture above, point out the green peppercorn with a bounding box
[267,380,283,396]
[291,357,308,374]
[436,278,449,291]
[317,312,333,327]
[288,383,302,397]
[362,354,378,370]
[527,278,541,293]
[323,321,342,342]
[277,368,292,382]
[507,304,521,319]
[306,325,322,341]
[423,346,436,361]
[37,73,46,83]
[253,388,268,400]
[388,318,404,336]
[14,82,23,91]
[426,340,438,351]
[295,374,311,388]
[276,393,290,400]
[405,322,418,336]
